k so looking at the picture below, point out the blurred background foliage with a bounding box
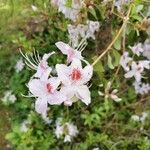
[0,0,150,150]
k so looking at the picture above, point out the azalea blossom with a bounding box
[67,21,100,47]
[120,52,132,71]
[31,5,38,11]
[131,112,148,123]
[142,39,150,60]
[15,58,25,73]
[129,43,143,56]
[56,58,93,106]
[55,41,83,64]
[2,91,17,104]
[55,119,78,142]
[20,50,55,79]
[114,0,131,11]
[124,61,144,82]
[98,82,122,102]
[133,81,150,95]
[28,70,66,117]
[52,0,82,21]
[20,120,29,132]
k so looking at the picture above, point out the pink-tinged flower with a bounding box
[20,50,55,79]
[124,62,144,82]
[133,81,150,95]
[139,60,150,69]
[143,39,150,60]
[120,52,132,71]
[55,41,83,64]
[34,52,54,79]
[15,58,25,73]
[56,59,93,106]
[28,72,66,117]
[129,43,143,56]
[55,119,78,143]
[52,0,82,21]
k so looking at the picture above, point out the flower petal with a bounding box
[48,77,60,92]
[28,79,46,97]
[47,91,66,105]
[56,64,71,85]
[76,85,91,105]
[71,58,82,70]
[35,98,48,117]
[55,41,74,55]
[80,65,93,84]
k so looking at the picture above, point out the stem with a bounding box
[92,5,132,67]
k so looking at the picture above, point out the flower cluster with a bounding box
[98,82,122,102]
[51,0,83,21]
[120,40,150,95]
[55,118,78,142]
[131,112,148,123]
[22,41,93,118]
[68,21,100,47]
[15,58,25,73]
[2,91,17,104]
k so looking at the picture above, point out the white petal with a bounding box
[76,85,91,105]
[48,77,60,92]
[55,41,74,55]
[135,73,142,82]
[28,79,46,97]
[70,58,82,70]
[61,86,75,101]
[124,70,134,79]
[47,91,66,105]
[35,98,48,117]
[56,64,71,85]
[80,65,93,84]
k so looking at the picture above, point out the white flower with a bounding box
[129,43,143,56]
[142,40,150,60]
[42,115,52,124]
[52,0,82,21]
[109,89,122,102]
[99,82,122,102]
[86,20,100,40]
[133,81,150,95]
[120,52,132,71]
[131,115,140,122]
[114,0,131,11]
[55,41,83,64]
[56,58,93,106]
[28,70,66,117]
[15,58,25,73]
[124,61,144,82]
[67,21,100,47]
[93,148,100,150]
[131,112,148,123]
[55,119,78,142]
[140,112,148,122]
[20,50,55,79]
[31,5,38,11]
[20,120,29,132]
[2,91,17,104]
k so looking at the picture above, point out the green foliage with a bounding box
[0,0,150,150]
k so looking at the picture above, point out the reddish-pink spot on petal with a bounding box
[46,83,52,93]
[70,69,81,81]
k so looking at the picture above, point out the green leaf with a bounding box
[112,50,121,67]
[136,5,144,13]
[107,54,114,69]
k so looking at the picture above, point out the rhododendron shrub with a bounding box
[0,0,150,149]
